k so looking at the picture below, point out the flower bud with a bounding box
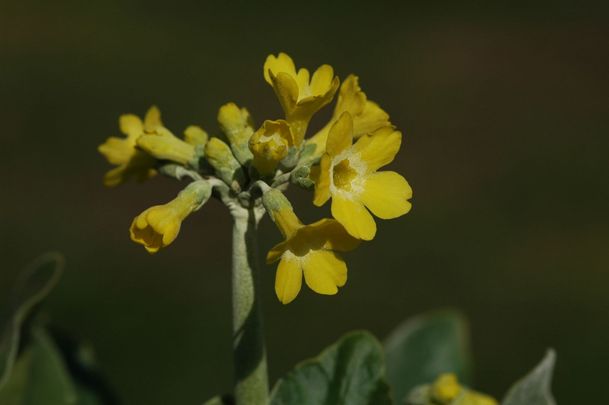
[204,137,245,191]
[262,189,301,237]
[137,127,198,168]
[218,103,254,165]
[130,180,212,253]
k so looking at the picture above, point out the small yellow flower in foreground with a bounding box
[263,189,359,304]
[130,180,212,253]
[97,106,161,186]
[137,127,198,167]
[249,120,294,176]
[306,74,391,160]
[312,112,412,240]
[430,374,497,405]
[264,52,339,143]
[218,102,255,165]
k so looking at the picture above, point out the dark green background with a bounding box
[1,1,608,403]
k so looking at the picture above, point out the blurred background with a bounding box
[1,0,608,403]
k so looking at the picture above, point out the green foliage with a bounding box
[502,350,556,405]
[384,310,473,403]
[0,253,64,390]
[0,253,114,405]
[0,327,81,405]
[270,331,392,405]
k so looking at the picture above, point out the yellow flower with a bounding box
[137,127,198,167]
[262,189,359,304]
[97,106,161,187]
[263,52,339,143]
[430,374,498,405]
[218,102,255,165]
[305,75,391,161]
[312,112,412,240]
[130,180,211,253]
[249,120,295,176]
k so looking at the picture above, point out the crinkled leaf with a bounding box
[270,331,392,405]
[502,350,556,405]
[384,310,472,403]
[0,252,64,390]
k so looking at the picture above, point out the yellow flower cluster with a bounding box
[98,52,412,304]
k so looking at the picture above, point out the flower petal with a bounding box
[271,72,299,117]
[119,114,143,138]
[144,106,162,132]
[326,112,353,158]
[313,155,332,206]
[331,194,376,240]
[275,255,302,304]
[310,64,335,96]
[305,218,360,252]
[361,171,413,219]
[264,52,296,85]
[295,68,310,95]
[352,126,401,172]
[302,250,347,295]
[267,241,288,264]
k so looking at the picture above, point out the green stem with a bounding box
[231,206,269,404]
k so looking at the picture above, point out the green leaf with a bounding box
[502,350,556,405]
[0,252,64,390]
[202,394,234,405]
[384,310,473,403]
[270,331,392,405]
[0,327,78,405]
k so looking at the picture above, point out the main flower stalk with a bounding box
[231,206,269,404]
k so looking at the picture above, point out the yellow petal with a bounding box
[361,171,412,219]
[264,52,296,85]
[313,155,332,206]
[326,112,353,157]
[275,255,302,304]
[144,105,162,132]
[271,72,299,117]
[304,219,360,252]
[267,241,288,264]
[119,114,143,139]
[353,101,391,138]
[98,137,134,165]
[331,194,376,240]
[302,250,347,295]
[334,75,366,116]
[295,68,310,95]
[352,126,401,173]
[310,64,335,96]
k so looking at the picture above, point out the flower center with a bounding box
[332,159,357,191]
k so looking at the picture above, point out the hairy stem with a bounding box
[231,206,269,404]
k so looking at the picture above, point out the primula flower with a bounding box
[263,189,359,304]
[130,180,211,253]
[264,52,339,143]
[97,106,162,186]
[306,74,391,160]
[312,112,412,240]
[249,120,294,176]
